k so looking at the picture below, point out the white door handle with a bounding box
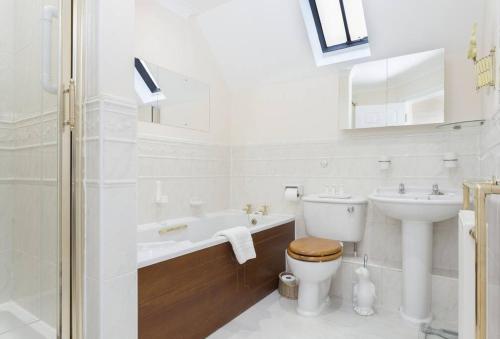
[42,5,58,94]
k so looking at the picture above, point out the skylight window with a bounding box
[134,58,166,104]
[309,0,368,53]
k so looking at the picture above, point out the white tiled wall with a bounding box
[137,136,231,224]
[0,120,13,305]
[228,129,480,325]
[231,129,481,273]
[331,259,458,326]
[84,96,138,339]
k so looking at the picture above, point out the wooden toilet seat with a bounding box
[287,237,343,262]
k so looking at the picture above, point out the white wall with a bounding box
[135,0,233,224]
[135,0,231,144]
[229,57,481,145]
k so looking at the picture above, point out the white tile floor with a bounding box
[209,292,440,339]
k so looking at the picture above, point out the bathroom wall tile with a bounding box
[230,129,480,274]
[0,250,13,303]
[41,145,57,181]
[431,275,458,325]
[103,141,137,181]
[85,185,101,280]
[380,268,402,313]
[101,185,138,280]
[85,139,100,182]
[12,251,40,318]
[432,217,458,273]
[102,272,138,339]
[84,93,138,338]
[40,184,58,268]
[137,136,231,224]
[13,183,41,258]
[228,128,481,325]
[0,185,13,253]
[331,261,354,304]
[40,261,57,328]
[85,276,101,339]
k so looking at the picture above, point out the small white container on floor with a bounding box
[353,256,376,316]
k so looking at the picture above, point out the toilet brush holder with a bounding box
[278,272,298,300]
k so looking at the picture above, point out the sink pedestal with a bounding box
[400,221,433,324]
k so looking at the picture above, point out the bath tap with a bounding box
[257,205,269,216]
[242,204,253,214]
[398,183,406,194]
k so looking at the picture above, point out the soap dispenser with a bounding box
[353,255,376,316]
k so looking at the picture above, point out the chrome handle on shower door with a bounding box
[42,5,58,94]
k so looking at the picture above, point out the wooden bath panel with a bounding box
[138,221,295,339]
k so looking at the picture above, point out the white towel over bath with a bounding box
[214,226,256,264]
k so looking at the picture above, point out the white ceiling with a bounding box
[155,0,234,18]
[167,0,486,89]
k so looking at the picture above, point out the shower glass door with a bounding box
[0,0,69,338]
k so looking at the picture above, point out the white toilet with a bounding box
[286,194,367,316]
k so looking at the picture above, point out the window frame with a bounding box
[135,58,162,94]
[308,0,369,53]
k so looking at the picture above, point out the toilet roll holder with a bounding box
[284,185,304,199]
[463,177,500,339]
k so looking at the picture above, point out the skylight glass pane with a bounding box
[315,0,347,47]
[343,0,368,41]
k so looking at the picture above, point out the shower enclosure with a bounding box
[0,0,76,338]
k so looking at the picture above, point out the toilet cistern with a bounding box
[286,194,367,316]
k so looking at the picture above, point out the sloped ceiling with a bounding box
[155,0,234,17]
[193,0,485,89]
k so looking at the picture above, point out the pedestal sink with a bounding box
[369,187,462,324]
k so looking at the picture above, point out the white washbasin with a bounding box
[369,186,462,325]
[369,187,462,222]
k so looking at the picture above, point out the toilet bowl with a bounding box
[286,194,367,316]
[286,237,342,316]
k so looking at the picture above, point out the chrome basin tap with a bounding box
[432,184,443,195]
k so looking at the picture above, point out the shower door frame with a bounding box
[59,0,84,338]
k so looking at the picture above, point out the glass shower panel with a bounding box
[0,0,61,338]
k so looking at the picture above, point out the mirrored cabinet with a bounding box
[339,49,445,129]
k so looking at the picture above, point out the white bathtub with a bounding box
[137,210,295,268]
